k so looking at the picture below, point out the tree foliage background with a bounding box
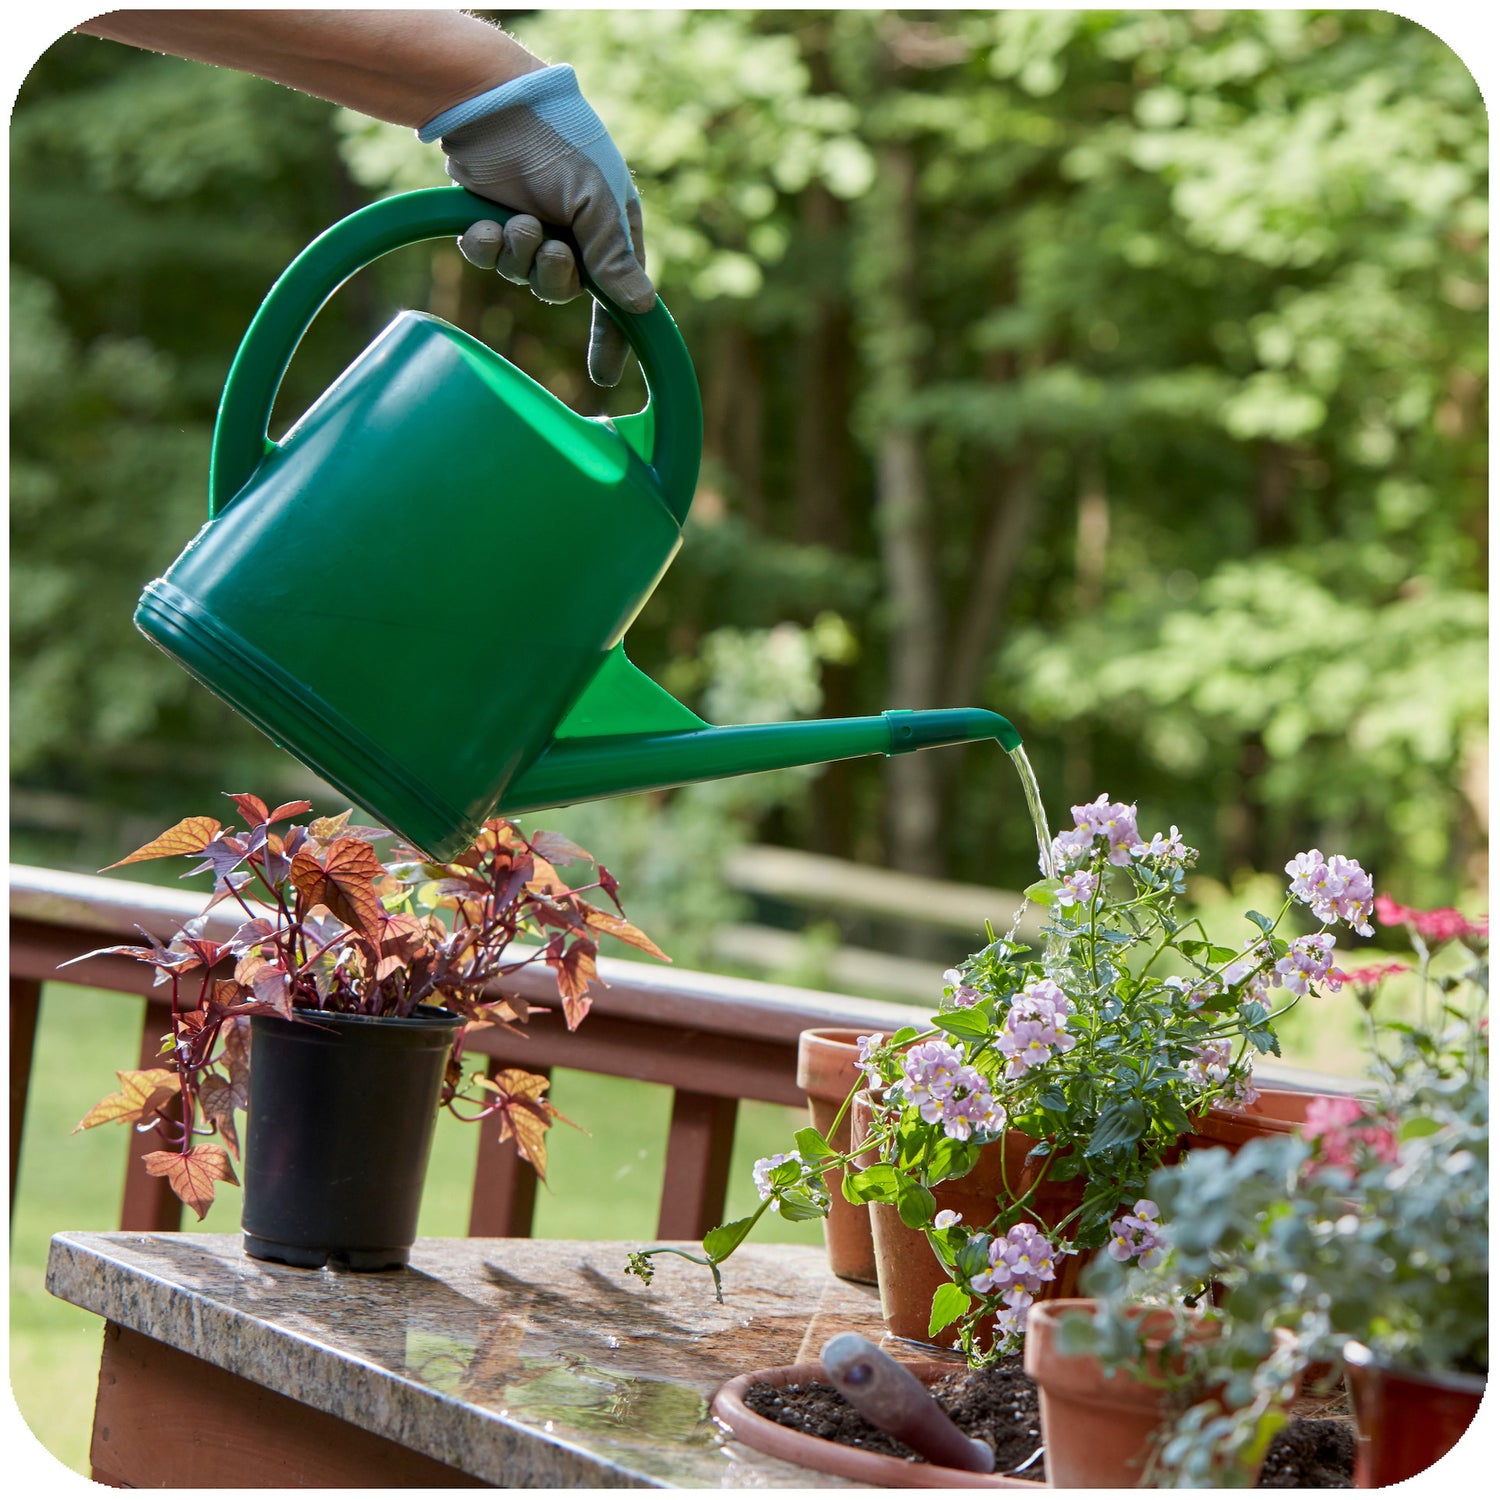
[10,9,1488,959]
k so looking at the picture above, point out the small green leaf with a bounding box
[1025,878,1062,904]
[702,1214,759,1262]
[891,1025,923,1046]
[933,1005,990,1040]
[1244,910,1274,935]
[1085,1097,1147,1157]
[897,1181,938,1229]
[794,1126,832,1160]
[843,1163,898,1203]
[1399,1115,1442,1141]
[928,1281,972,1338]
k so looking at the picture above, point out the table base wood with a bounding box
[91,1322,487,1488]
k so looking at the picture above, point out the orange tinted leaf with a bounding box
[290,836,386,946]
[581,903,670,963]
[142,1145,238,1220]
[267,799,314,824]
[102,816,222,870]
[226,793,269,828]
[546,937,599,1030]
[477,1068,563,1181]
[74,1069,180,1132]
[197,1074,243,1161]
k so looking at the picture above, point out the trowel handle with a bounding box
[209,186,701,523]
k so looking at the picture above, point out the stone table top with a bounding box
[47,1232,945,1488]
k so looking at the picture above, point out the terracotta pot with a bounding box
[1343,1340,1486,1487]
[796,1028,879,1284]
[1024,1299,1220,1489]
[1184,1087,1335,1154]
[712,1361,1042,1488]
[853,1092,1089,1348]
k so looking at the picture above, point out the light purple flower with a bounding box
[1285,850,1376,937]
[1107,1200,1167,1269]
[1050,824,1094,871]
[1072,794,1140,867]
[1273,933,1337,997]
[856,1032,886,1090]
[969,1223,1062,1300]
[1057,869,1098,908]
[1131,825,1192,863]
[1185,1039,1233,1089]
[1224,949,1273,1004]
[933,1210,963,1229]
[942,968,984,1007]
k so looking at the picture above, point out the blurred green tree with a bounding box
[10,10,1486,913]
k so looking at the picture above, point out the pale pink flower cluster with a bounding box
[1106,1199,1167,1269]
[997,980,1077,1078]
[855,1032,886,1090]
[969,1222,1060,1339]
[1185,1039,1258,1106]
[896,1040,1006,1142]
[1285,850,1376,936]
[1274,933,1342,997]
[1301,1096,1400,1169]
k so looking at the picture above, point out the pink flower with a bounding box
[1375,895,1487,943]
[1342,961,1409,991]
[1301,1096,1400,1169]
[1107,1200,1167,1269]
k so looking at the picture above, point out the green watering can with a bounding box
[136,187,1021,861]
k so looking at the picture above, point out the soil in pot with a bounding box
[746,1359,1045,1477]
[796,1028,879,1284]
[742,1363,1356,1488]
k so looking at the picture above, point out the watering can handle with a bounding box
[208,186,702,523]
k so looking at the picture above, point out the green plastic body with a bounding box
[135,186,1020,860]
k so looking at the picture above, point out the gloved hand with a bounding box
[417,63,654,388]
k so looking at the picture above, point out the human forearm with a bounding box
[73,9,545,128]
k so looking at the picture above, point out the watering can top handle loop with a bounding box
[208,186,702,524]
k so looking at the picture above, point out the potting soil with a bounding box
[742,1361,1355,1486]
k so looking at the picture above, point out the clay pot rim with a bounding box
[711,1361,1044,1489]
[1342,1340,1488,1395]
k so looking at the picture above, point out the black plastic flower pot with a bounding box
[241,1005,462,1271]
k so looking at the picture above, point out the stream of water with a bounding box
[1008,743,1055,882]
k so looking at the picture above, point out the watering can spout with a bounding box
[499,697,1022,817]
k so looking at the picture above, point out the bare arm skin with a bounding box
[73,9,546,128]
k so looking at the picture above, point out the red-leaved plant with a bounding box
[68,793,666,1217]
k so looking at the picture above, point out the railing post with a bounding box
[466,1062,549,1238]
[118,999,185,1234]
[656,1091,738,1239]
[10,977,43,1218]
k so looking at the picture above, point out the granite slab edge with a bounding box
[45,1231,662,1489]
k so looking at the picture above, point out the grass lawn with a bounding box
[9,981,819,1478]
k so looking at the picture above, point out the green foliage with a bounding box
[10,12,1487,921]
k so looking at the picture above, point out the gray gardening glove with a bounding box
[417,64,654,388]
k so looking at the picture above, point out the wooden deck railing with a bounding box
[9,863,917,1240]
[10,863,1353,1241]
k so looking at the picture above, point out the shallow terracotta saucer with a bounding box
[710,1362,1045,1489]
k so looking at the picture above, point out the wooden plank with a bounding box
[117,999,184,1234]
[90,1321,488,1487]
[466,1062,548,1238]
[461,1010,805,1107]
[655,1091,738,1239]
[10,976,43,1216]
[724,841,1043,940]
